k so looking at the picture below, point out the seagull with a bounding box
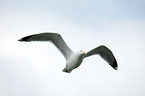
[18,33,118,73]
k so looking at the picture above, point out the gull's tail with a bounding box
[62,67,72,73]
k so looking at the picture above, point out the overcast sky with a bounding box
[0,0,145,96]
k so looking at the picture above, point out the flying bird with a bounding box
[18,33,118,73]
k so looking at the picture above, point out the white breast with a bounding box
[66,51,84,70]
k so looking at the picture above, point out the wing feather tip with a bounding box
[18,36,32,42]
[113,59,118,70]
[18,39,22,41]
[18,38,26,42]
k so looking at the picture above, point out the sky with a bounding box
[0,0,145,96]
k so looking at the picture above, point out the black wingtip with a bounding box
[114,67,118,70]
[18,38,27,42]
[18,36,32,42]
[112,59,118,70]
[18,39,23,41]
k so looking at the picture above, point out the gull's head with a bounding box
[81,50,85,55]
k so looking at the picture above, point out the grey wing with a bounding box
[18,33,73,60]
[84,45,118,70]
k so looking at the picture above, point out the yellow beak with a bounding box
[82,52,85,55]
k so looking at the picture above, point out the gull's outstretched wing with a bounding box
[18,33,73,60]
[83,45,118,70]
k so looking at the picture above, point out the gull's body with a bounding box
[19,33,118,73]
[63,51,84,73]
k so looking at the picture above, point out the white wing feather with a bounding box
[19,33,73,60]
[84,45,118,70]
